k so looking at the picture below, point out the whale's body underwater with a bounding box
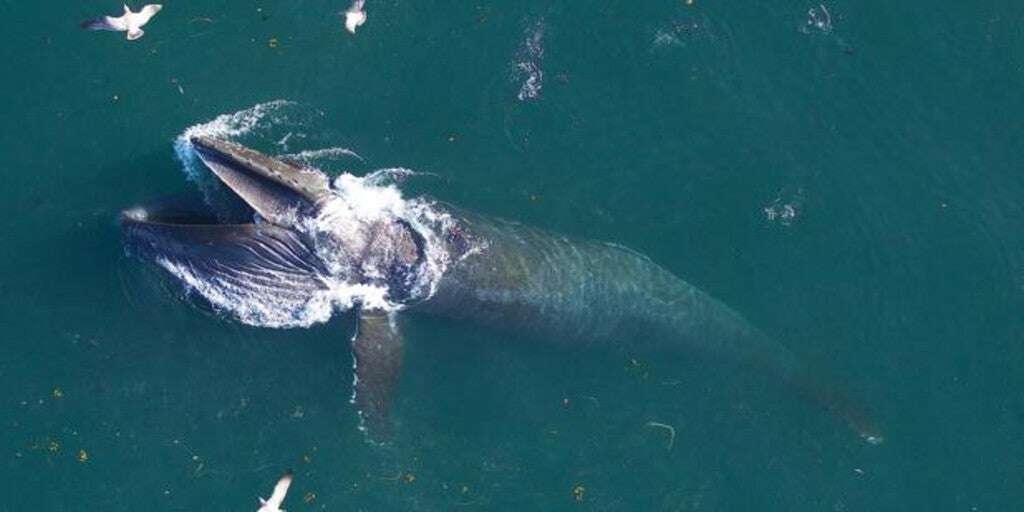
[122,136,882,443]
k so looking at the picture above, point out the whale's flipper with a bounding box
[351,309,404,439]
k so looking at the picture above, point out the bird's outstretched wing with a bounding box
[267,471,293,508]
[137,4,163,25]
[80,15,126,31]
[345,0,366,33]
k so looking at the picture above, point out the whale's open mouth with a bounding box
[121,136,443,327]
[124,135,333,225]
[121,136,337,276]
[120,137,340,326]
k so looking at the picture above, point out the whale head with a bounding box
[120,136,426,327]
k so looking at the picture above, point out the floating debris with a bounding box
[171,77,185,95]
[645,421,677,450]
[626,357,650,380]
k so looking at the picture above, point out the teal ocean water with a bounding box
[2,0,1023,509]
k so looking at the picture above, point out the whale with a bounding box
[121,136,883,444]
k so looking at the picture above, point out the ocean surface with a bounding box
[2,0,1022,510]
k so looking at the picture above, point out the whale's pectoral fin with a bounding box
[350,308,404,440]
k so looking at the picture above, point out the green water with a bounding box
[2,0,1023,509]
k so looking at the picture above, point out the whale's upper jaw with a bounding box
[119,137,335,302]
[188,136,331,227]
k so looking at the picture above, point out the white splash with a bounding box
[282,147,365,166]
[652,29,684,49]
[801,4,832,34]
[307,172,456,308]
[763,187,805,226]
[174,100,296,183]
[362,167,424,187]
[171,101,301,220]
[513,19,546,102]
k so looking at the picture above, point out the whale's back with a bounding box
[414,208,882,443]
[418,209,773,353]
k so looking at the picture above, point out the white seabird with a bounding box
[344,0,367,34]
[81,4,163,41]
[257,471,293,512]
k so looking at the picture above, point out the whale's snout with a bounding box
[120,206,148,223]
[187,136,331,228]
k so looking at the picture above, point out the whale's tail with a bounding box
[785,363,884,444]
[713,323,884,444]
[640,264,884,443]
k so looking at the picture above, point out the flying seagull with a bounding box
[81,4,163,41]
[344,0,366,34]
[257,471,293,512]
